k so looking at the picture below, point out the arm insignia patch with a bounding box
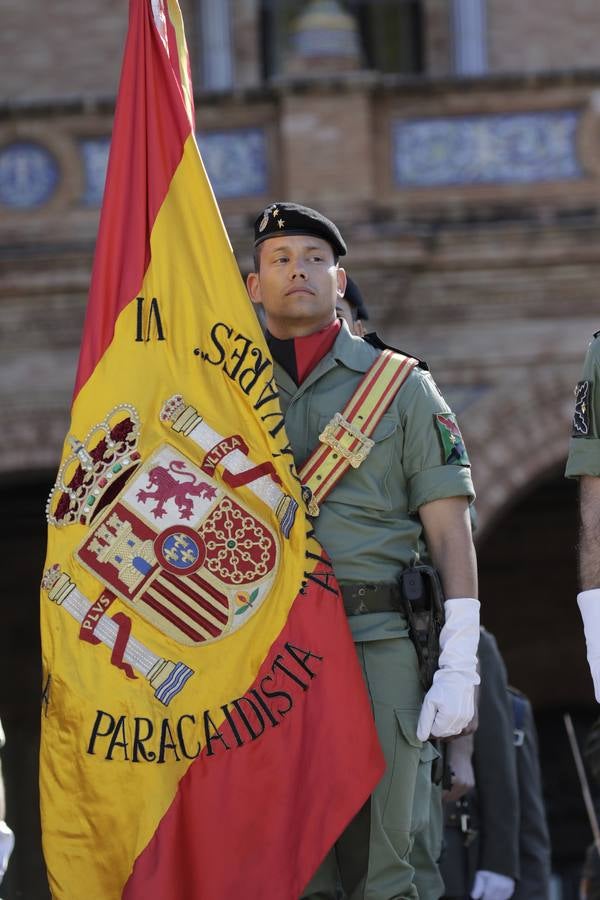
[434,413,470,466]
[572,380,592,437]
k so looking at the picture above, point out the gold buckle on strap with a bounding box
[319,413,374,468]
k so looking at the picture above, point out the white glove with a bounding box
[578,589,600,701]
[417,597,480,741]
[0,820,14,885]
[471,869,515,900]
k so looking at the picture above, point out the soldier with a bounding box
[246,202,480,899]
[565,332,600,699]
[440,629,519,900]
[0,719,14,890]
[335,275,368,337]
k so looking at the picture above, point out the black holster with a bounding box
[396,564,445,690]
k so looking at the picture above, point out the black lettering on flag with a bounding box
[158,719,181,764]
[231,697,266,741]
[136,296,166,342]
[203,710,231,756]
[303,569,338,595]
[253,375,280,411]
[223,332,252,381]
[198,321,232,364]
[238,348,272,395]
[250,688,280,727]
[106,715,129,761]
[177,714,201,760]
[87,709,116,755]
[41,672,51,717]
[259,674,294,717]
[132,716,157,762]
[285,643,323,680]
[271,653,309,691]
[221,703,245,747]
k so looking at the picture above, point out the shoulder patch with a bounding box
[434,413,469,466]
[572,380,592,437]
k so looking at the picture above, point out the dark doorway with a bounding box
[1,472,53,900]
[477,464,595,898]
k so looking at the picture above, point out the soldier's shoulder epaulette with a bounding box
[363,331,429,371]
[594,330,600,339]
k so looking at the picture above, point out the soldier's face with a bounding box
[335,297,366,337]
[246,235,346,338]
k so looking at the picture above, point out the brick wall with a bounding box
[488,0,600,73]
[0,0,197,102]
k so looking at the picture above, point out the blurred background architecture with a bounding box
[1,0,600,896]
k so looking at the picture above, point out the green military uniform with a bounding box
[566,332,600,478]
[271,322,474,899]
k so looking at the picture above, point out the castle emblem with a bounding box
[77,444,279,646]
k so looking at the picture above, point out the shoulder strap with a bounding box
[299,350,419,515]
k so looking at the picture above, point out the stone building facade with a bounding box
[1,1,599,896]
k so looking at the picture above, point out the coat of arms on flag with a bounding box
[39,2,384,898]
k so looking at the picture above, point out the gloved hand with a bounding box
[0,820,15,885]
[416,597,480,741]
[578,589,600,701]
[471,869,515,900]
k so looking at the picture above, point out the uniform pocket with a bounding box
[412,735,441,838]
[318,413,400,511]
[380,707,423,837]
[380,709,441,838]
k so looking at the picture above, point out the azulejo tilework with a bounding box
[80,138,111,206]
[196,128,268,198]
[393,110,583,188]
[79,127,268,205]
[0,141,60,208]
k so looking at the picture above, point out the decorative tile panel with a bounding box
[196,128,268,198]
[393,111,583,188]
[78,127,268,205]
[80,138,110,206]
[0,141,60,208]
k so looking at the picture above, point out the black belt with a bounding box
[340,582,402,616]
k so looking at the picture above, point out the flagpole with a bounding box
[563,712,600,853]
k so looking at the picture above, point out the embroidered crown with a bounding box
[46,403,141,527]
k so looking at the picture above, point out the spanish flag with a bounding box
[40,2,384,898]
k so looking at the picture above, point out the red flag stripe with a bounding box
[187,571,230,608]
[160,570,229,623]
[141,591,209,641]
[73,0,192,399]
[147,579,222,638]
[123,577,385,900]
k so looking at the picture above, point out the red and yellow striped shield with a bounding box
[40,2,384,898]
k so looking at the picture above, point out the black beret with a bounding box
[343,276,369,321]
[253,201,347,257]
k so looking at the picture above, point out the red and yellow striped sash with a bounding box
[299,350,419,514]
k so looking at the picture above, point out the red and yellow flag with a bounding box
[40,2,384,898]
